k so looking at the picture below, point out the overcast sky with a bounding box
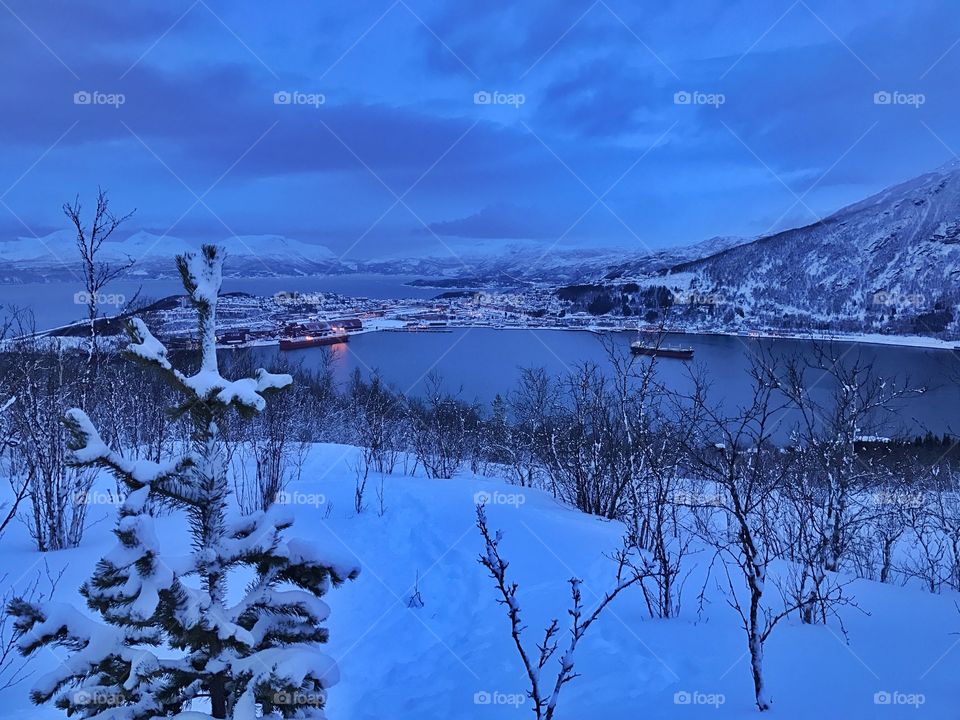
[1,0,958,260]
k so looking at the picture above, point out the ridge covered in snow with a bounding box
[0,232,343,280]
[579,160,960,338]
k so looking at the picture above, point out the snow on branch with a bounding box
[127,317,177,374]
[8,600,131,704]
[63,409,199,506]
[176,244,223,377]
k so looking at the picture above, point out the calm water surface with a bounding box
[249,328,960,439]
[3,279,955,438]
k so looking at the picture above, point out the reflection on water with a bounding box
[249,328,960,440]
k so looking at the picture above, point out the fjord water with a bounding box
[3,279,954,438]
[251,328,959,440]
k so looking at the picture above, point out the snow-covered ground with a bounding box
[0,444,957,719]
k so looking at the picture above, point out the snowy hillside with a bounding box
[603,235,750,279]
[0,443,956,720]
[633,160,960,336]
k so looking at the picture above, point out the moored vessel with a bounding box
[630,341,694,360]
[279,320,349,350]
[279,333,347,350]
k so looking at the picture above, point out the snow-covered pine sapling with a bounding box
[7,245,359,720]
[476,504,641,720]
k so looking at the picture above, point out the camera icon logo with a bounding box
[474,691,492,705]
[873,91,892,105]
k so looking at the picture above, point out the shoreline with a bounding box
[25,310,959,354]
[647,327,958,351]
[411,324,959,352]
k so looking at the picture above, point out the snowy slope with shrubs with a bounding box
[0,444,957,720]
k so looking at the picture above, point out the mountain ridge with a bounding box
[572,160,960,338]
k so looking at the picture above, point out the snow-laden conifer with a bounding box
[9,245,358,720]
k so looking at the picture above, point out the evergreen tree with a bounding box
[8,245,358,720]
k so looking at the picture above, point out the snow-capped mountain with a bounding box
[0,231,695,285]
[362,241,632,285]
[0,232,344,281]
[603,234,750,279]
[558,160,959,338]
[4,159,958,341]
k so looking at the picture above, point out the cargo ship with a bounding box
[279,333,347,350]
[279,320,349,351]
[630,341,694,360]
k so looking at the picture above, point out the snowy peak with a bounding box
[0,232,341,280]
[645,160,960,337]
[216,235,337,263]
[0,229,78,263]
[102,232,195,262]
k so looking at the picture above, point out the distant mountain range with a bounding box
[2,161,957,337]
[0,228,735,285]
[0,231,344,283]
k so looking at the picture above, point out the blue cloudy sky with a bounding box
[0,0,958,259]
